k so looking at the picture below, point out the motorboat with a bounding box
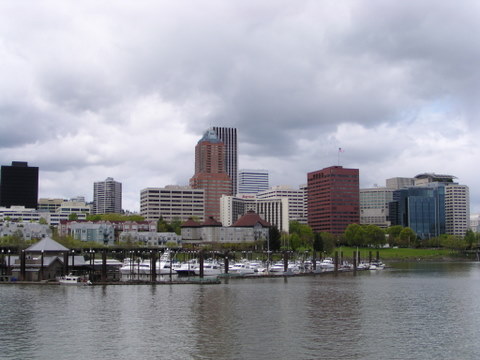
[229,261,257,276]
[318,258,335,270]
[58,274,91,285]
[369,260,385,270]
[194,260,223,276]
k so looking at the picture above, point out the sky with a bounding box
[1,1,480,213]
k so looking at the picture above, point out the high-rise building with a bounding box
[0,161,39,209]
[360,187,394,228]
[93,177,122,214]
[212,127,237,195]
[140,186,205,222]
[390,184,446,239]
[219,195,289,233]
[190,129,232,220]
[307,166,360,235]
[445,184,470,237]
[238,169,269,195]
[257,185,307,224]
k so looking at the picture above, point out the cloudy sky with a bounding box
[1,1,479,213]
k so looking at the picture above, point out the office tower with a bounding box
[257,185,307,224]
[445,184,469,237]
[190,129,232,220]
[212,127,237,195]
[0,161,39,209]
[307,166,360,235]
[360,187,394,228]
[93,177,122,214]
[390,184,446,239]
[238,169,269,195]
[140,186,205,222]
[220,195,289,233]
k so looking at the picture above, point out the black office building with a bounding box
[0,161,39,209]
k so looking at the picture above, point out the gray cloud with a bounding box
[0,1,479,212]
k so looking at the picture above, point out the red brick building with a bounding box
[190,129,232,221]
[307,166,359,235]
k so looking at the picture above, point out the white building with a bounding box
[93,177,122,214]
[445,184,470,237]
[220,195,289,233]
[360,187,394,228]
[140,186,205,222]
[237,169,269,195]
[257,185,307,224]
[119,231,181,247]
[470,214,480,232]
[0,222,51,240]
[181,210,270,244]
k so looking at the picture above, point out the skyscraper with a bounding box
[190,129,232,220]
[93,177,122,214]
[238,169,269,195]
[212,127,237,195]
[307,166,360,235]
[0,161,39,209]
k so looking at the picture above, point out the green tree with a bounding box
[289,221,314,249]
[386,225,403,246]
[313,232,324,252]
[320,232,336,254]
[344,223,365,247]
[398,227,417,247]
[68,213,79,221]
[364,225,386,248]
[464,229,476,250]
[268,226,281,251]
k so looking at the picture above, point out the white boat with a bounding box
[194,261,223,276]
[318,258,335,270]
[369,260,385,270]
[269,261,286,273]
[58,274,91,285]
[230,261,257,275]
[175,260,199,276]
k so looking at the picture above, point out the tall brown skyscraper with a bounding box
[190,129,232,221]
[307,165,359,235]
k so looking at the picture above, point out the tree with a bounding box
[386,225,403,246]
[344,223,365,247]
[398,227,417,247]
[464,229,476,250]
[289,221,314,249]
[68,213,79,221]
[313,232,324,252]
[364,225,386,248]
[320,232,336,254]
[268,226,281,251]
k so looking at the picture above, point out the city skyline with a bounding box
[1,2,479,213]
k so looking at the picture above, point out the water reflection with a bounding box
[1,263,480,359]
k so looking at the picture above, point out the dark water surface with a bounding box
[1,262,480,359]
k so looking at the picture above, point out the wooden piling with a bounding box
[353,251,357,275]
[20,250,26,281]
[199,250,204,278]
[224,251,229,274]
[283,251,289,272]
[63,252,69,275]
[101,249,107,282]
[334,251,339,273]
[151,251,157,283]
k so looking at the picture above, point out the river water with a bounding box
[1,262,479,360]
